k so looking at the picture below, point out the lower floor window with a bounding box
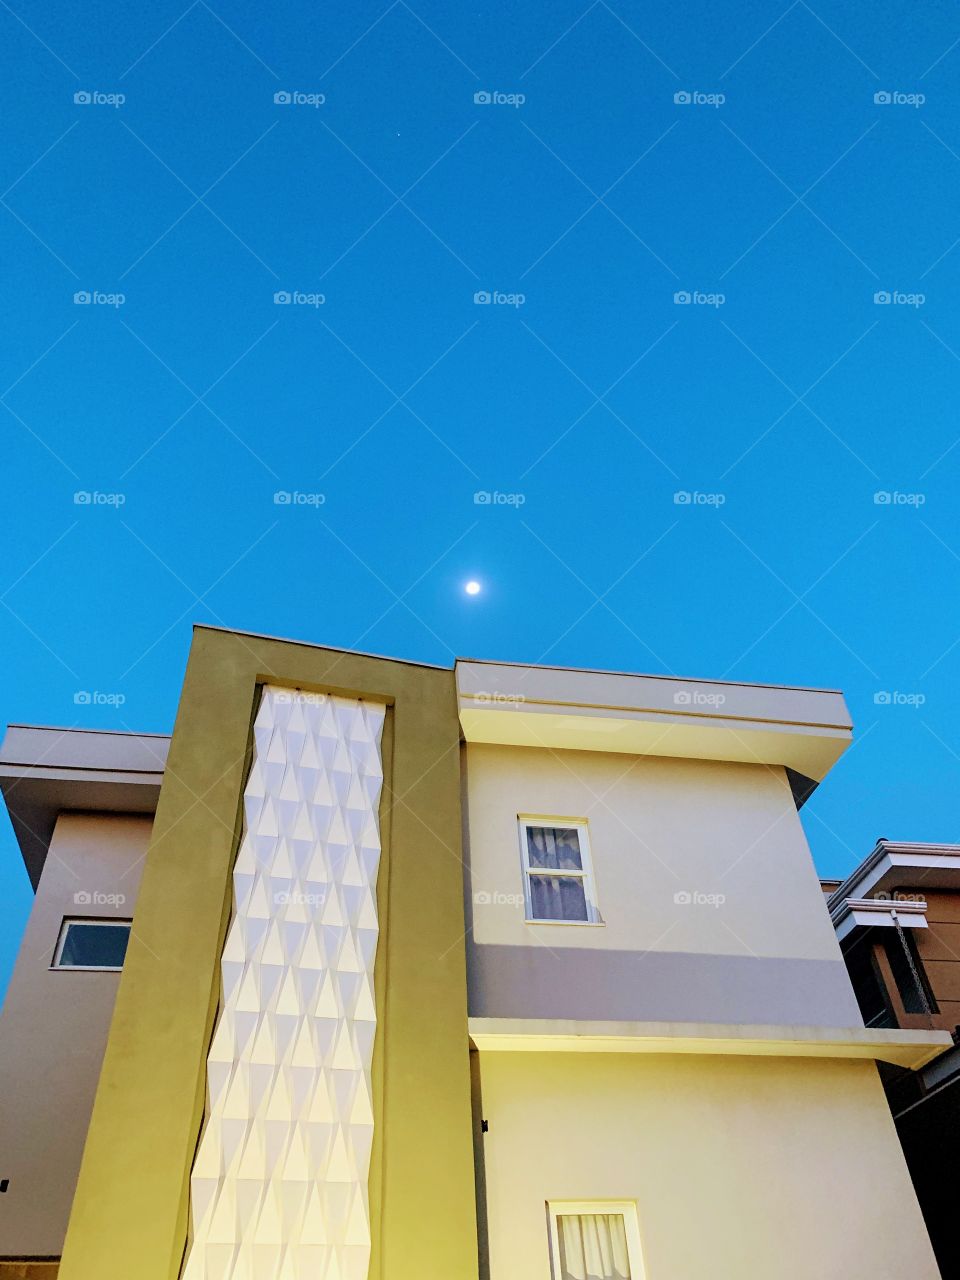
[548,1201,644,1280]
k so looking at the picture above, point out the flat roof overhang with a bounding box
[0,725,170,888]
[828,841,960,910]
[468,1018,951,1070]
[831,896,929,944]
[456,660,852,792]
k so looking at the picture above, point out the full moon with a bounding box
[464,580,481,596]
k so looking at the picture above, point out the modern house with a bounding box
[827,841,960,1276]
[0,624,949,1280]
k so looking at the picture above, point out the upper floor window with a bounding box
[518,819,601,924]
[548,1201,644,1279]
[52,919,131,971]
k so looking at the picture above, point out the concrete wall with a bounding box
[0,813,151,1258]
[58,628,478,1280]
[477,1050,941,1280]
[463,743,861,1025]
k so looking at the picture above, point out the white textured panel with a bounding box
[182,687,386,1280]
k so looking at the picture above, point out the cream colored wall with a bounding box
[462,743,861,1024]
[0,813,151,1258]
[478,1051,940,1280]
[465,742,839,957]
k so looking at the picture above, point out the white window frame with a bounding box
[517,817,602,925]
[51,918,132,971]
[547,1200,645,1280]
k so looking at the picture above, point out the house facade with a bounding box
[826,841,960,1276]
[0,625,948,1280]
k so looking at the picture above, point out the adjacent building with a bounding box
[0,625,949,1279]
[827,841,960,1276]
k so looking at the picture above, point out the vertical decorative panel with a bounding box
[181,687,386,1280]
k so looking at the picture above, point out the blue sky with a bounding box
[3,0,960,989]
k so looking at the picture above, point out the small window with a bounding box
[52,919,131,971]
[548,1201,645,1280]
[519,819,601,924]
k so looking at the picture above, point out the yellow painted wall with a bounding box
[57,629,477,1280]
[478,1050,940,1280]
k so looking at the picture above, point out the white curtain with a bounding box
[558,1213,632,1280]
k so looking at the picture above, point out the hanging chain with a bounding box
[891,910,933,1017]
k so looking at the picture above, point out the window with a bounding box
[518,819,601,924]
[52,919,131,971]
[548,1201,644,1280]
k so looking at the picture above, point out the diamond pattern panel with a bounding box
[181,687,386,1280]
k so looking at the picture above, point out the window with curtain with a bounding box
[548,1203,643,1280]
[518,820,600,923]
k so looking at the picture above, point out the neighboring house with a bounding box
[826,842,960,1277]
[0,624,949,1280]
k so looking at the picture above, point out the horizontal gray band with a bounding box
[467,943,862,1027]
